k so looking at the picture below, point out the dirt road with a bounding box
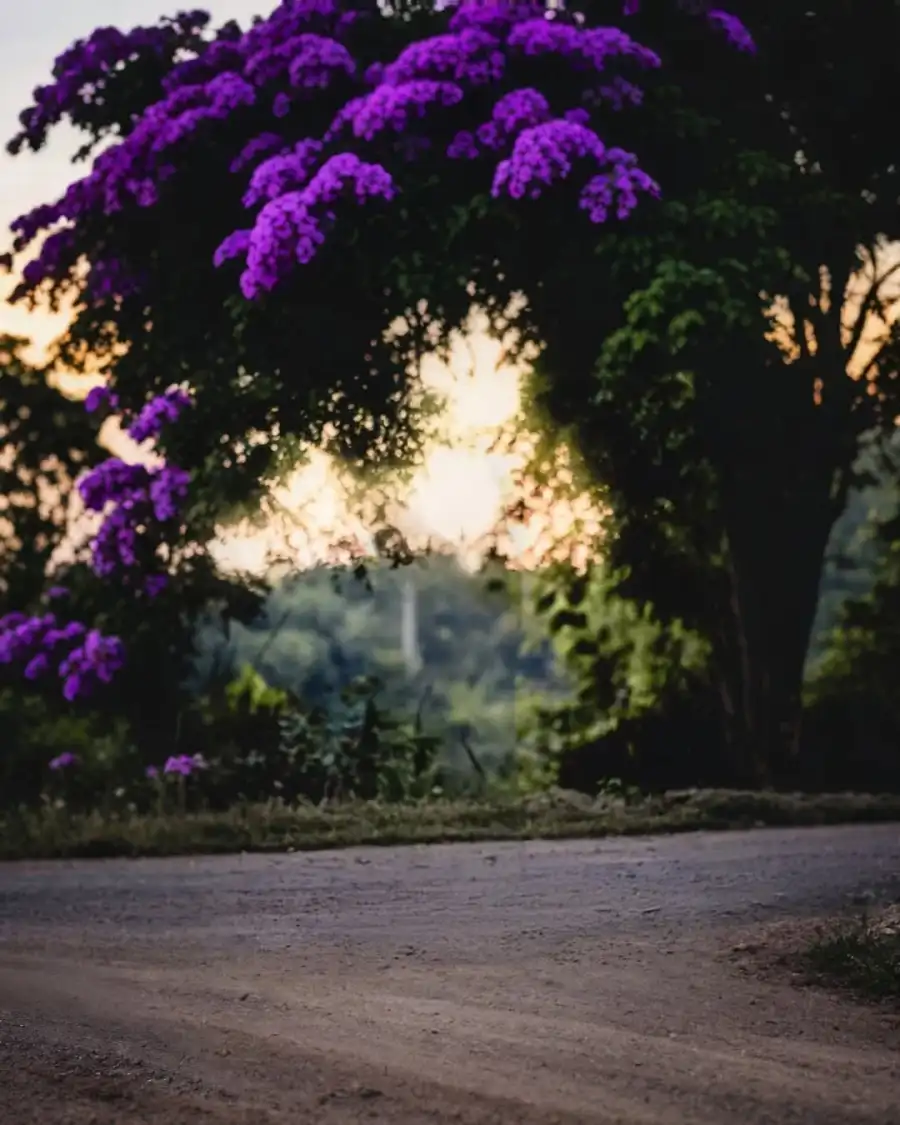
[1,824,898,1124]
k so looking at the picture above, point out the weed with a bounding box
[1,788,899,861]
[802,910,900,1003]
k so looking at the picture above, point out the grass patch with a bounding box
[800,909,900,1004]
[1,788,899,862]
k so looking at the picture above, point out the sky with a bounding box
[0,0,569,575]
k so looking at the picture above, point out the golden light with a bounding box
[405,446,516,545]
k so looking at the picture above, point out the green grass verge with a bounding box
[800,910,900,1004]
[2,788,900,861]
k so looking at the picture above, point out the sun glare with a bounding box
[212,317,532,572]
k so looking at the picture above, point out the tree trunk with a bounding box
[714,492,838,787]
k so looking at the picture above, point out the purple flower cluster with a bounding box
[9,1,755,306]
[165,753,207,776]
[49,751,79,771]
[76,384,193,585]
[146,753,207,778]
[217,3,669,297]
[78,458,191,577]
[126,386,193,443]
[0,611,125,701]
[234,151,396,295]
[8,0,364,292]
[706,9,757,53]
[7,11,212,156]
[0,385,193,700]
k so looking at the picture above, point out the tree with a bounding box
[515,0,900,783]
[0,0,754,704]
[1,0,754,495]
[0,334,101,611]
[804,454,900,793]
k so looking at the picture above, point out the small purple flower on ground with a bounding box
[163,753,206,776]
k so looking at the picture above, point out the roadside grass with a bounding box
[800,908,900,1004]
[1,788,900,861]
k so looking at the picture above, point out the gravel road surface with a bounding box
[1,824,899,1124]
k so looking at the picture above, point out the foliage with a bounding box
[529,561,708,749]
[800,911,900,1005]
[193,555,568,783]
[0,2,752,666]
[0,334,101,609]
[226,661,290,713]
[277,675,441,802]
[1,0,706,517]
[4,788,900,862]
[522,561,732,792]
[0,335,123,806]
[513,0,900,783]
[802,470,900,792]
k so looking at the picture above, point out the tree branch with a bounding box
[843,253,900,369]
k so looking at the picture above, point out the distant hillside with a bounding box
[191,555,569,776]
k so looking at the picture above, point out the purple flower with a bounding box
[7,14,210,157]
[49,752,78,771]
[213,228,253,267]
[126,387,193,443]
[491,118,607,201]
[45,585,70,601]
[43,622,87,649]
[331,81,464,143]
[474,88,551,152]
[506,20,661,73]
[84,385,119,413]
[229,132,285,174]
[24,653,50,680]
[242,140,322,208]
[706,10,756,53]
[163,753,207,777]
[144,574,168,597]
[579,149,661,222]
[381,28,506,87]
[447,130,480,160]
[448,3,543,36]
[272,92,292,118]
[244,32,356,90]
[146,764,160,779]
[9,0,751,307]
[0,607,124,702]
[77,450,190,579]
[237,152,396,293]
